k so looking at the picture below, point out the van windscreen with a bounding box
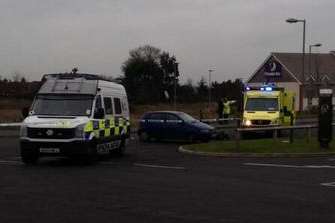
[245,98,279,111]
[32,95,94,116]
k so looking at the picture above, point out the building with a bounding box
[247,52,335,111]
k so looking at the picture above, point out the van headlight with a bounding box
[20,125,27,137]
[75,124,86,138]
[245,120,252,126]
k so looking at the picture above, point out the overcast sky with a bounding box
[0,0,334,83]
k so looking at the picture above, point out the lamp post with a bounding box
[208,69,215,107]
[309,43,322,82]
[173,62,179,111]
[286,18,306,110]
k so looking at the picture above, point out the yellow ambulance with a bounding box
[242,85,295,127]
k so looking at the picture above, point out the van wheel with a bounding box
[78,141,98,164]
[112,139,126,157]
[21,147,39,165]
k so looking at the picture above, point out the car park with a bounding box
[138,111,215,142]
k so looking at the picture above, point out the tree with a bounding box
[12,71,23,82]
[121,45,179,104]
[196,77,208,101]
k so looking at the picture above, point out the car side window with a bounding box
[147,113,165,123]
[166,114,180,123]
[114,98,122,115]
[103,97,113,115]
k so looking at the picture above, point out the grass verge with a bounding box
[184,138,335,154]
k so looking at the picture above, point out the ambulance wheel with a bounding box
[20,147,39,165]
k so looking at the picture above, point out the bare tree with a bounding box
[11,71,23,82]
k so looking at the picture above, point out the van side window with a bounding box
[95,96,102,110]
[114,98,122,115]
[104,97,113,114]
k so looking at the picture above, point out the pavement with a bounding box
[1,135,335,223]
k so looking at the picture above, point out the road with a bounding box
[1,136,335,223]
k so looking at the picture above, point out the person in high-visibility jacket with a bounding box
[223,98,236,124]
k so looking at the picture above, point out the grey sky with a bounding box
[0,0,334,83]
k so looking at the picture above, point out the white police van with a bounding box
[20,73,130,164]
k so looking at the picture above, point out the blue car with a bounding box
[138,111,215,142]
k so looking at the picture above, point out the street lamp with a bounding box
[309,43,322,81]
[208,69,215,107]
[286,17,306,110]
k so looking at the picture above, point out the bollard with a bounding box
[306,126,312,142]
[235,119,241,151]
[273,129,278,141]
[235,130,240,152]
[289,114,294,144]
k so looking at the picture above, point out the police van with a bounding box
[20,73,130,164]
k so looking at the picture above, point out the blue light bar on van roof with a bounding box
[245,85,283,91]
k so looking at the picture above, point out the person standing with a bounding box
[217,98,223,120]
[223,98,236,124]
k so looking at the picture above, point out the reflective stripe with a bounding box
[99,120,104,129]
[83,117,130,139]
[84,122,93,132]
[105,128,111,137]
[115,126,120,135]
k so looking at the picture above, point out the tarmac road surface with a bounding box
[0,137,335,223]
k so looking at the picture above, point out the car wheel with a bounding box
[139,131,149,142]
[188,134,196,143]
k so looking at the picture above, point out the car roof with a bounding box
[144,111,184,115]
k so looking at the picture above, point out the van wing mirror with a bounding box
[21,107,29,118]
[94,108,105,119]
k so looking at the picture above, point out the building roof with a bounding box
[272,52,335,82]
[248,52,335,84]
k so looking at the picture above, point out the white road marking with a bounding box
[244,163,335,169]
[99,161,118,165]
[0,160,22,165]
[321,182,335,187]
[133,163,186,170]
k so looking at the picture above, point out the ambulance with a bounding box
[242,85,295,127]
[20,73,130,164]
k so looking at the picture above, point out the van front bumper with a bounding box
[20,139,94,156]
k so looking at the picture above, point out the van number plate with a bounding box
[39,148,60,153]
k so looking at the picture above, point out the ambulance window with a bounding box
[114,98,122,115]
[104,97,113,114]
